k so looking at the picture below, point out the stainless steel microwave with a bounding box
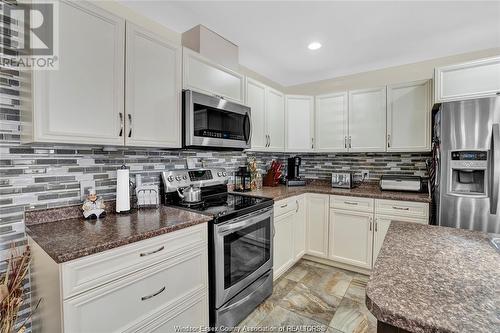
[183,90,251,149]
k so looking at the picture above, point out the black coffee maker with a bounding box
[286,156,306,186]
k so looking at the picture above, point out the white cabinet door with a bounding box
[306,194,329,258]
[348,87,387,152]
[285,95,314,152]
[246,78,267,150]
[32,0,125,145]
[434,56,500,103]
[387,80,431,152]
[293,196,306,260]
[373,215,427,264]
[266,88,285,151]
[125,23,181,148]
[329,209,373,269]
[315,92,349,152]
[183,47,244,103]
[273,211,295,279]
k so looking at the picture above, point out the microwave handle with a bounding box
[243,112,252,144]
[490,123,499,214]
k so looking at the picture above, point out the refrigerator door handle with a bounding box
[491,123,499,215]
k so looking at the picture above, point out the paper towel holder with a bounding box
[116,165,131,213]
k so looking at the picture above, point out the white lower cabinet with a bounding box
[329,209,373,269]
[31,224,208,333]
[273,195,307,279]
[306,193,330,258]
[293,196,306,260]
[273,210,295,278]
[138,292,208,333]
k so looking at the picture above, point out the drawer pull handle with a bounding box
[280,204,288,208]
[141,286,166,301]
[140,246,164,257]
[392,206,410,211]
[344,201,358,205]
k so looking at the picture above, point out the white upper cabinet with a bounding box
[434,56,500,103]
[125,23,181,148]
[29,1,125,145]
[387,80,431,152]
[266,88,286,151]
[245,78,267,150]
[183,47,245,103]
[315,92,349,152]
[348,87,387,152]
[285,95,314,152]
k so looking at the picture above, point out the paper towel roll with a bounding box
[116,166,130,213]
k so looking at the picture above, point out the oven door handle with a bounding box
[217,208,273,234]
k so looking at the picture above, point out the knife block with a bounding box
[263,170,278,187]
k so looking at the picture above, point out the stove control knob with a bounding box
[167,176,174,182]
[217,172,222,177]
[175,176,182,181]
[182,175,188,180]
[222,172,227,177]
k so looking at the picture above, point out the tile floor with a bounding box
[238,259,377,333]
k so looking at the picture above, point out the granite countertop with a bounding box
[235,183,431,203]
[366,221,499,333]
[26,206,212,264]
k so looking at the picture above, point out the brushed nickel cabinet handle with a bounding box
[139,246,164,257]
[348,136,352,148]
[392,206,410,211]
[128,114,132,138]
[344,201,358,205]
[387,134,391,148]
[280,204,288,208]
[296,200,299,213]
[344,136,347,149]
[119,112,123,137]
[141,286,165,301]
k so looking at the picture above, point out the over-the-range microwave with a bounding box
[183,90,251,150]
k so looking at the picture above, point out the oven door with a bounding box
[214,207,273,308]
[184,90,251,149]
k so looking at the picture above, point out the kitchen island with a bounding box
[366,221,499,333]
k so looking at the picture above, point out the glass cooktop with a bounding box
[173,193,273,222]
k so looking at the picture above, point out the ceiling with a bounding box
[119,1,500,86]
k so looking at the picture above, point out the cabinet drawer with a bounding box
[375,199,429,218]
[330,195,374,213]
[63,247,207,333]
[137,292,208,333]
[274,197,298,217]
[62,223,207,299]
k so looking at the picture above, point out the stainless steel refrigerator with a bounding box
[434,96,499,233]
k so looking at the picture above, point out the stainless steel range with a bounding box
[161,168,274,328]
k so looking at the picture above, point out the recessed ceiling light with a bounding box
[308,42,322,50]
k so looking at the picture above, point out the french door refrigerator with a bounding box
[434,96,499,233]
